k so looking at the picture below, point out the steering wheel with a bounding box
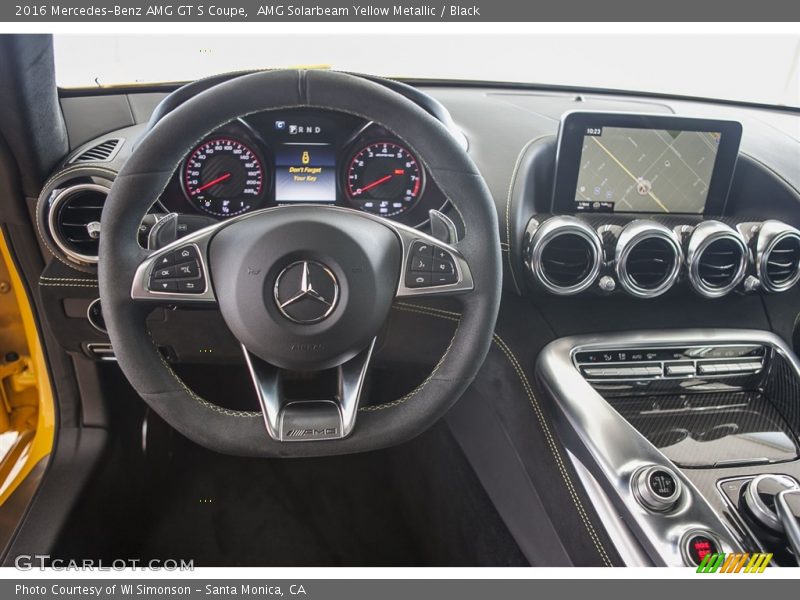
[99,70,501,457]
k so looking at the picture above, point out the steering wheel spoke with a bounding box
[392,224,474,298]
[130,223,220,304]
[243,339,376,442]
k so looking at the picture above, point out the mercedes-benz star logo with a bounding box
[274,261,339,324]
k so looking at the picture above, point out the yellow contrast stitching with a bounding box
[390,302,613,566]
[146,332,261,418]
[360,308,459,412]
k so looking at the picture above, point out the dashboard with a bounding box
[36,78,800,312]
[157,109,447,228]
[23,72,800,569]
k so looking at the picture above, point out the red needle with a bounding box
[193,172,231,194]
[357,174,393,194]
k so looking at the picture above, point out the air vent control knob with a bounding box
[743,275,760,293]
[87,221,101,240]
[598,275,616,292]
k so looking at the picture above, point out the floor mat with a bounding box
[137,439,425,566]
[53,379,526,567]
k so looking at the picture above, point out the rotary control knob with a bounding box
[633,465,682,512]
[743,474,800,532]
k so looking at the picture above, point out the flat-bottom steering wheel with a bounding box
[99,70,501,457]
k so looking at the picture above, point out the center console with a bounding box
[536,329,800,567]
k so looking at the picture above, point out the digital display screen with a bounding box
[574,126,721,214]
[274,143,336,204]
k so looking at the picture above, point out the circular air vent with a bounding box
[528,216,602,295]
[47,183,108,264]
[758,221,800,293]
[616,221,682,298]
[686,221,748,298]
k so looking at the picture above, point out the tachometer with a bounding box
[345,141,424,217]
[183,138,265,217]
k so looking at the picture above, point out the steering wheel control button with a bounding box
[434,247,453,261]
[404,240,460,289]
[155,254,175,267]
[743,474,800,532]
[411,241,433,257]
[434,258,455,274]
[633,465,682,512]
[411,256,433,272]
[177,280,203,293]
[176,245,198,262]
[432,271,458,285]
[274,260,339,324]
[152,280,178,293]
[146,244,206,294]
[406,272,432,288]
[683,531,720,567]
[153,266,176,279]
[175,261,200,278]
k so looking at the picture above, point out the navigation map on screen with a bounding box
[574,126,721,214]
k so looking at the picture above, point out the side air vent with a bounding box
[48,183,108,264]
[70,138,123,164]
[757,220,800,293]
[616,220,682,298]
[687,221,748,298]
[527,216,602,295]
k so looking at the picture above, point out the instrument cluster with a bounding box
[157,108,446,228]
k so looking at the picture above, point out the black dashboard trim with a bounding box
[59,78,800,118]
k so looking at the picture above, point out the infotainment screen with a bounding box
[552,113,742,216]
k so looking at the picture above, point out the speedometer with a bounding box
[183,138,266,217]
[345,141,424,217]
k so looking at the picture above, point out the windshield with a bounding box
[54,33,800,109]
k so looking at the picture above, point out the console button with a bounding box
[698,364,720,375]
[666,363,695,376]
[612,367,636,377]
[683,532,719,566]
[581,367,606,377]
[633,465,682,512]
[86,298,106,333]
[649,469,678,499]
[730,361,762,373]
[743,474,800,531]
